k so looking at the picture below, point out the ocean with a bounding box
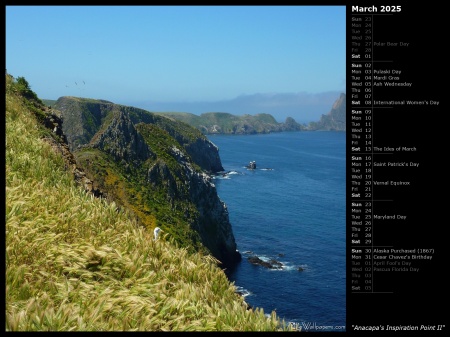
[209,131,346,331]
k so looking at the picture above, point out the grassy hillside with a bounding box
[5,74,294,331]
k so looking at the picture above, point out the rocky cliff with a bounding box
[307,93,346,131]
[54,96,224,173]
[90,110,154,165]
[144,142,239,265]
[53,96,241,267]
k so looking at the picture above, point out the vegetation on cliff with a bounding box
[52,96,239,266]
[5,73,293,331]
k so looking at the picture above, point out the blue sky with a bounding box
[6,5,345,121]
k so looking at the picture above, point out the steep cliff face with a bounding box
[54,97,116,150]
[183,138,223,173]
[129,111,224,173]
[307,93,346,131]
[54,96,240,267]
[189,171,240,266]
[90,110,154,165]
[144,141,240,265]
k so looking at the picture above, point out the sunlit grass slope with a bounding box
[5,74,293,331]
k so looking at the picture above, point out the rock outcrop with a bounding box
[183,138,224,173]
[90,110,154,166]
[247,256,283,269]
[54,97,116,150]
[282,116,303,131]
[246,254,304,272]
[307,93,346,131]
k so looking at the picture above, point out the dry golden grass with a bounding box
[5,74,294,331]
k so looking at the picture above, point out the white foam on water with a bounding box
[235,286,252,298]
[228,170,240,175]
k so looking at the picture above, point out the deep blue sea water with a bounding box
[209,131,346,331]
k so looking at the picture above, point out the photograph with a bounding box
[5,2,445,333]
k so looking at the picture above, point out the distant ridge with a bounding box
[156,93,346,134]
[129,91,343,123]
[156,111,305,135]
[43,93,347,134]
